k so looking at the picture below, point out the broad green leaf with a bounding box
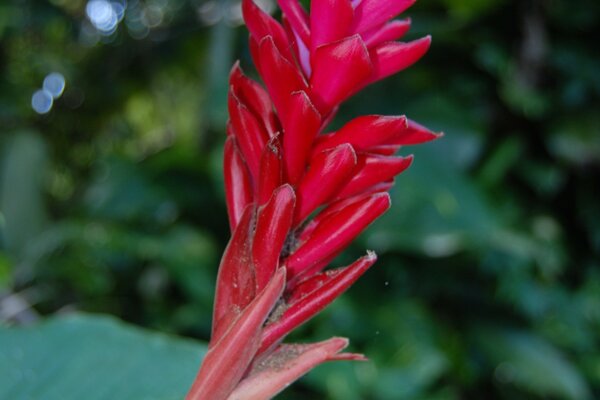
[0,313,206,400]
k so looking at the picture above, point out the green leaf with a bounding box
[0,313,206,400]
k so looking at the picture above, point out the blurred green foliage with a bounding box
[1,0,599,398]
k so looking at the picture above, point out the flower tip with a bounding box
[365,250,378,262]
[320,338,367,361]
[230,60,242,77]
[421,34,432,48]
[326,337,350,351]
[275,183,297,203]
[400,154,415,172]
[333,143,358,163]
[258,34,276,48]
[375,191,392,211]
[401,114,409,127]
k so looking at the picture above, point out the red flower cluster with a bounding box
[187,1,440,398]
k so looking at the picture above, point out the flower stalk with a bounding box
[187,0,440,398]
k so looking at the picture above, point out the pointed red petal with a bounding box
[387,119,444,145]
[224,137,254,232]
[242,0,295,63]
[229,92,270,180]
[187,269,285,400]
[230,62,278,137]
[258,36,309,122]
[317,181,394,221]
[335,154,413,199]
[368,144,402,155]
[253,185,296,292]
[282,91,322,184]
[310,35,373,114]
[257,135,283,205]
[313,115,408,154]
[310,0,354,51]
[352,0,416,33]
[294,181,393,251]
[277,0,310,44]
[261,254,376,350]
[231,337,364,400]
[363,18,412,47]
[285,269,342,305]
[295,144,357,225]
[368,36,431,84]
[212,206,257,343]
[285,193,390,279]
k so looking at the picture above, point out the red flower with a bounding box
[187,1,441,398]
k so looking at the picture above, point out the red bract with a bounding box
[187,1,441,398]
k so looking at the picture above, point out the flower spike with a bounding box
[187,0,439,397]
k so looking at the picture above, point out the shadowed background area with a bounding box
[1,0,599,399]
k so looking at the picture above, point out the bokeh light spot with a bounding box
[43,72,66,99]
[86,0,126,35]
[31,90,54,114]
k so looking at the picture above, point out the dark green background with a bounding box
[1,0,599,398]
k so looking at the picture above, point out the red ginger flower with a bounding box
[186,1,441,398]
